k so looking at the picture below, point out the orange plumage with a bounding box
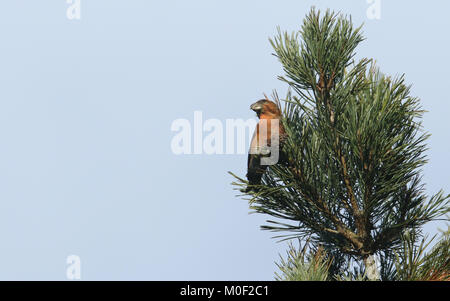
[245,99,286,192]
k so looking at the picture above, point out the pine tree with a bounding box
[231,8,450,280]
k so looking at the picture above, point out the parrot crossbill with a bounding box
[244,99,286,192]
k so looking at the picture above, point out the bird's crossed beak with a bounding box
[250,102,263,112]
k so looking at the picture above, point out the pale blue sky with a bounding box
[0,1,448,280]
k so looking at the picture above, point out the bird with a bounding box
[244,98,286,193]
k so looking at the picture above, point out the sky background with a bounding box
[0,0,448,280]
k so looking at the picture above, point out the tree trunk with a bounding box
[364,255,380,281]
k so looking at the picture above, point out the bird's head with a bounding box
[250,99,281,119]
